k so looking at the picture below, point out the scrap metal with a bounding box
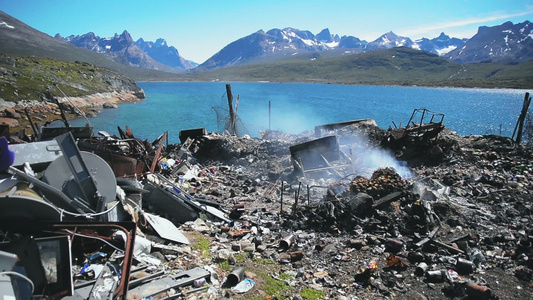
[390,108,445,141]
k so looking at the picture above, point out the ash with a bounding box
[162,123,532,299]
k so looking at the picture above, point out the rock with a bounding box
[5,108,20,119]
[0,99,16,110]
[103,102,118,109]
[0,117,19,127]
[347,192,374,216]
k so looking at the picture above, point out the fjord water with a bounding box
[70,82,528,144]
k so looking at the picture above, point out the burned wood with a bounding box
[429,239,466,255]
[24,107,39,139]
[372,191,404,209]
[415,226,441,247]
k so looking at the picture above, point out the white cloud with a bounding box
[399,10,533,38]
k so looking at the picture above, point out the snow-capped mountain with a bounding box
[316,28,340,44]
[199,28,464,70]
[447,20,533,63]
[55,20,531,73]
[197,28,345,70]
[135,38,197,70]
[199,27,371,70]
[365,31,414,51]
[56,31,190,72]
[414,32,467,56]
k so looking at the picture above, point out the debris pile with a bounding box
[0,113,532,299]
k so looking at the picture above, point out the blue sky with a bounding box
[2,0,532,63]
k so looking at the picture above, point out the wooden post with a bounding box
[234,95,240,135]
[225,84,236,135]
[513,92,532,144]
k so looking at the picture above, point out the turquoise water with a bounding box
[69,82,529,144]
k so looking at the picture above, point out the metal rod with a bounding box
[280,181,284,217]
[56,84,93,133]
[307,185,310,204]
[269,100,271,130]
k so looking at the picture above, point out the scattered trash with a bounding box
[1,103,532,299]
[231,278,255,293]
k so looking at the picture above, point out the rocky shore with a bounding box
[0,89,145,133]
[0,54,147,134]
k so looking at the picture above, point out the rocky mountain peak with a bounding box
[155,38,167,47]
[447,20,533,63]
[118,30,134,44]
[435,32,450,41]
[317,28,337,43]
[365,31,413,51]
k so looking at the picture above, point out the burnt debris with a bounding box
[0,108,532,299]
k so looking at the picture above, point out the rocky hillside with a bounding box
[56,30,184,73]
[0,10,178,81]
[0,54,145,133]
[135,37,198,70]
[447,20,533,63]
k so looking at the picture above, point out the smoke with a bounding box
[340,132,413,179]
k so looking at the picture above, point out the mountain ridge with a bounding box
[447,20,533,63]
[1,10,531,89]
[55,26,471,71]
[48,13,531,72]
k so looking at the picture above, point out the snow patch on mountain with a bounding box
[436,45,457,56]
[0,21,14,29]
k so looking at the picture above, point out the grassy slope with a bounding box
[190,47,533,89]
[0,10,181,82]
[0,55,138,102]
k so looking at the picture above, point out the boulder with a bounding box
[5,108,21,119]
[0,117,19,127]
[103,102,118,109]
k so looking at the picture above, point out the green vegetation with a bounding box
[258,272,292,299]
[234,253,247,263]
[300,287,325,300]
[218,260,232,271]
[3,47,532,104]
[253,258,276,265]
[190,234,212,259]
[192,47,533,89]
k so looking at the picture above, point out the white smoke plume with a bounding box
[340,131,413,179]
